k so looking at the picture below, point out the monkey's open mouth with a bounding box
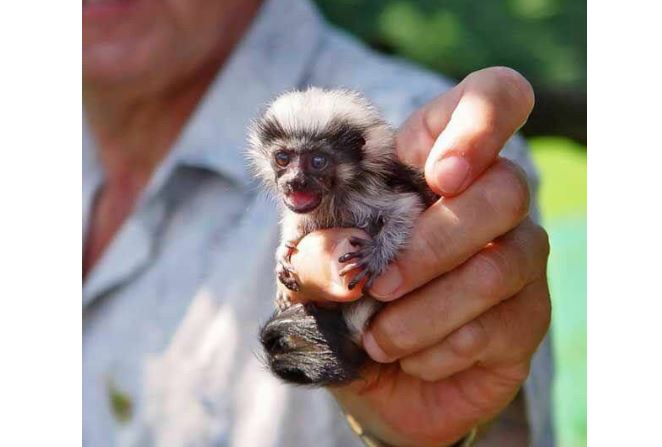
[284,190,322,213]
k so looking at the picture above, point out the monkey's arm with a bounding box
[275,238,301,310]
[275,213,306,297]
[339,193,425,290]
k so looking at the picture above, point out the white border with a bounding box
[0,2,81,445]
[0,1,660,445]
[588,0,662,445]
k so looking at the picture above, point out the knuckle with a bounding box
[489,160,530,222]
[400,355,441,383]
[417,366,442,383]
[533,285,552,332]
[527,222,551,268]
[487,66,535,113]
[413,215,456,271]
[518,221,551,275]
[447,320,488,360]
[536,225,551,259]
[417,231,446,270]
[371,307,416,359]
[512,282,552,354]
[511,362,531,382]
[470,251,507,298]
[417,368,441,383]
[399,356,424,379]
[499,362,531,385]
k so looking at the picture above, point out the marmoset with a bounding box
[248,88,437,386]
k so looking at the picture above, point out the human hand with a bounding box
[288,67,551,446]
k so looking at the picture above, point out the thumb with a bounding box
[423,68,534,197]
[396,67,534,197]
[288,227,370,304]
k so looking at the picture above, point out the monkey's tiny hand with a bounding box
[275,288,292,312]
[276,261,300,292]
[338,236,383,291]
[276,240,301,292]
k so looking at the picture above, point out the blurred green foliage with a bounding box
[313,0,587,142]
[533,137,587,217]
[314,0,585,91]
[531,138,587,447]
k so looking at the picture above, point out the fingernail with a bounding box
[362,331,392,363]
[434,155,470,195]
[369,266,402,300]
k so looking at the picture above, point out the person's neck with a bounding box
[83,52,225,188]
[82,1,262,279]
[83,0,263,189]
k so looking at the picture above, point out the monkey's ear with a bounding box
[345,132,365,151]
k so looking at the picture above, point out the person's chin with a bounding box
[83,30,164,87]
[84,48,143,86]
[83,0,143,23]
[83,0,154,69]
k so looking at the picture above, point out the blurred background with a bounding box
[311,1,587,446]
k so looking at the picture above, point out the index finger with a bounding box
[397,67,534,196]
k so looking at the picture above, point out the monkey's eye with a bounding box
[309,154,328,171]
[274,151,290,167]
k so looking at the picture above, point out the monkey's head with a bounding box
[247,88,395,214]
[259,303,366,385]
[260,298,383,386]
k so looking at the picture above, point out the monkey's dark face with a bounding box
[249,114,368,214]
[272,147,336,214]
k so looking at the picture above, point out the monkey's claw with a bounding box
[338,237,381,291]
[348,269,376,290]
[338,252,360,263]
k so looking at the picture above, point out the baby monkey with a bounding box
[248,88,437,385]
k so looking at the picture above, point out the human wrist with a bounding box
[345,413,477,447]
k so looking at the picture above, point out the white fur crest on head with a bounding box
[246,87,397,190]
[264,87,382,132]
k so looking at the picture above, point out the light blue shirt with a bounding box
[83,0,553,445]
